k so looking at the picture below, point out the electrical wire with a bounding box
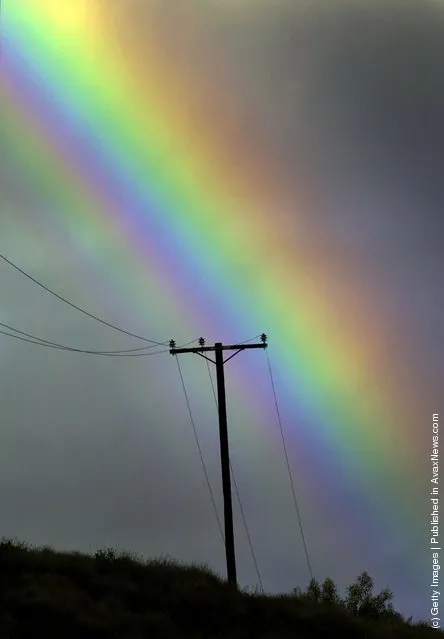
[238,334,262,345]
[174,356,225,545]
[0,326,197,357]
[203,334,263,348]
[265,349,314,582]
[205,358,264,593]
[0,321,165,353]
[0,253,166,345]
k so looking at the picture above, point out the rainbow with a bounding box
[2,0,424,604]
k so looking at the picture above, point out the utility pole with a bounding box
[169,333,268,588]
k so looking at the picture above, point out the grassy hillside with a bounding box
[0,538,437,638]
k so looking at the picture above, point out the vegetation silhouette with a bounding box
[0,538,438,638]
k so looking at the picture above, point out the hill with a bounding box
[0,538,437,638]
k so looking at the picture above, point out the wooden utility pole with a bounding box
[169,334,268,587]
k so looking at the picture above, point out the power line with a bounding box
[0,253,166,345]
[238,334,263,345]
[205,359,264,593]
[174,356,225,545]
[265,349,314,582]
[205,334,263,348]
[0,321,164,353]
[0,327,197,356]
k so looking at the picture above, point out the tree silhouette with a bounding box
[295,570,402,621]
[344,571,398,619]
[321,577,340,605]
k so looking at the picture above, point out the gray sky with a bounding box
[1,0,443,621]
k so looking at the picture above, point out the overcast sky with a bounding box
[1,0,443,622]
